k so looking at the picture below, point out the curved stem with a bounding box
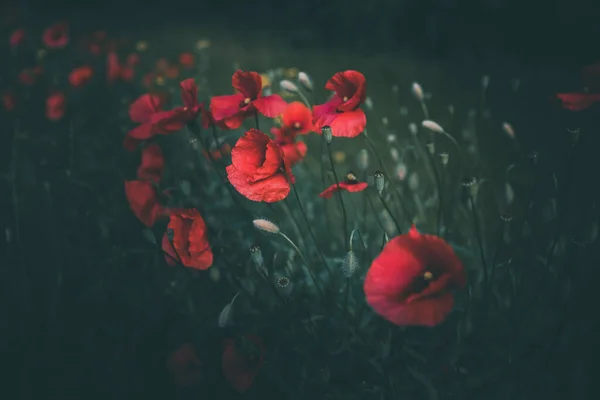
[279,232,324,299]
[377,191,402,234]
[326,141,349,248]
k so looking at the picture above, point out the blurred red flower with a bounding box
[69,66,94,87]
[167,343,203,387]
[124,93,186,151]
[42,22,69,48]
[270,101,313,165]
[107,52,135,83]
[210,70,287,129]
[9,28,25,48]
[179,78,202,121]
[556,92,600,111]
[18,66,43,86]
[124,180,167,227]
[363,225,466,327]
[179,52,194,68]
[222,335,265,393]
[137,144,164,183]
[313,70,367,138]
[46,92,66,121]
[226,129,294,203]
[2,92,15,112]
[161,209,213,270]
[319,172,368,199]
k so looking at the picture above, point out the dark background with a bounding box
[22,0,600,68]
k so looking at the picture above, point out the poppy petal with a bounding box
[210,94,245,121]
[226,166,290,203]
[252,94,288,118]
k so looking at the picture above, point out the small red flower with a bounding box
[319,172,368,199]
[210,70,287,129]
[179,52,195,68]
[9,28,25,48]
[313,70,367,138]
[107,52,135,83]
[124,180,167,227]
[137,144,164,183]
[282,101,313,135]
[226,129,294,203]
[46,92,66,121]
[2,92,15,112]
[556,92,600,111]
[161,209,213,270]
[42,22,69,48]
[222,335,265,393]
[363,225,466,327]
[69,66,94,87]
[124,94,186,151]
[179,78,202,120]
[167,343,202,387]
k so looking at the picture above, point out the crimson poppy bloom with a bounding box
[313,70,367,138]
[9,28,25,48]
[319,172,368,199]
[137,144,164,183]
[179,52,194,68]
[556,92,600,111]
[222,335,265,393]
[2,92,15,112]
[46,92,66,121]
[42,22,69,48]
[363,225,466,327]
[226,129,294,203]
[179,78,202,122]
[161,209,213,270]
[124,93,186,151]
[167,343,203,387]
[281,101,313,135]
[210,70,287,129]
[68,66,94,87]
[124,180,167,227]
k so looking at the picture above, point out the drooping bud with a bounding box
[374,171,385,194]
[422,120,444,133]
[280,80,299,93]
[297,71,313,91]
[502,122,515,139]
[322,126,333,144]
[253,218,280,234]
[411,82,424,101]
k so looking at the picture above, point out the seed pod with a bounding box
[374,171,385,194]
[439,152,449,166]
[322,126,333,144]
[249,245,266,275]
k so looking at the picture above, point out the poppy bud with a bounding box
[411,82,424,101]
[356,149,369,171]
[297,71,313,91]
[409,123,418,135]
[253,219,280,234]
[342,250,359,278]
[502,122,515,139]
[322,126,333,144]
[374,171,385,194]
[280,80,298,93]
[425,142,435,155]
[276,275,293,296]
[567,127,580,147]
[461,177,478,200]
[422,120,444,134]
[439,152,449,166]
[249,245,266,274]
[500,213,513,243]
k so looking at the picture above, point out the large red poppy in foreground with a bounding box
[363,226,466,327]
[226,129,294,203]
[313,70,367,138]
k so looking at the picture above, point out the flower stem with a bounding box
[254,111,260,130]
[325,141,349,249]
[377,191,402,235]
[468,194,489,314]
[279,232,324,300]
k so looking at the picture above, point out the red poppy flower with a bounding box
[161,209,213,270]
[18,67,43,86]
[319,172,368,199]
[179,78,202,120]
[2,92,15,112]
[556,92,600,111]
[210,70,287,129]
[107,52,135,83]
[270,126,307,166]
[179,52,194,68]
[363,225,466,327]
[69,66,94,87]
[9,28,25,48]
[167,343,203,387]
[226,129,294,203]
[42,22,69,48]
[46,92,66,121]
[137,144,164,183]
[222,335,265,393]
[124,94,186,151]
[124,180,167,227]
[282,101,313,135]
[313,70,367,138]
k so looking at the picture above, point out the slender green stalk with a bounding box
[325,141,349,249]
[377,191,402,234]
[278,232,324,299]
[468,194,489,315]
[254,111,260,130]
